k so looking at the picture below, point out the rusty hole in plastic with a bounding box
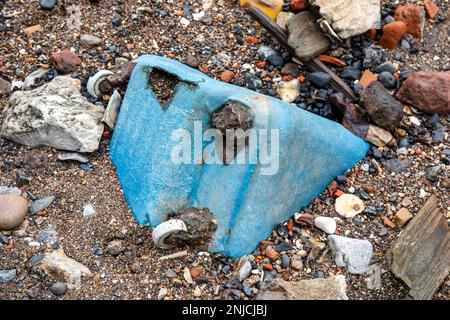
[148,68,181,108]
[211,100,254,164]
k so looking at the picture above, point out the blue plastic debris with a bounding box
[110,55,369,257]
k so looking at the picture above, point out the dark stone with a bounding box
[378,71,396,89]
[280,254,290,269]
[341,66,361,81]
[375,62,396,74]
[111,16,122,27]
[360,81,403,132]
[307,72,331,88]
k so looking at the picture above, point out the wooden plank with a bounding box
[246,8,357,101]
[386,196,450,300]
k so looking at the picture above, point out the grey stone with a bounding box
[106,240,124,256]
[237,260,252,282]
[29,196,56,216]
[328,235,373,274]
[363,47,383,69]
[375,62,396,74]
[378,71,396,89]
[0,269,17,284]
[57,151,89,163]
[80,34,103,48]
[40,0,57,10]
[1,76,105,153]
[37,225,58,245]
[257,46,278,61]
[0,186,22,196]
[426,165,442,182]
[257,276,348,300]
[0,78,12,95]
[33,249,92,289]
[307,72,331,88]
[49,282,68,295]
[383,158,412,173]
[287,11,331,61]
[360,81,403,132]
[341,66,361,81]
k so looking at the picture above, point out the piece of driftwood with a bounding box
[246,8,357,101]
[386,196,450,300]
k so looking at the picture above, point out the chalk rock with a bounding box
[257,276,348,300]
[33,249,92,289]
[314,216,337,234]
[1,76,105,153]
[311,0,381,39]
[366,124,394,147]
[277,79,300,103]
[328,235,373,274]
[335,194,365,218]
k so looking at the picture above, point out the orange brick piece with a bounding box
[424,0,439,19]
[394,5,426,40]
[359,70,378,89]
[379,21,407,49]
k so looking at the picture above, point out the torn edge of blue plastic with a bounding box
[110,54,369,257]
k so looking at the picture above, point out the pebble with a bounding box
[276,79,300,103]
[83,203,97,218]
[314,216,337,234]
[257,46,278,60]
[0,269,17,284]
[335,194,365,218]
[80,34,103,48]
[237,260,252,282]
[29,196,56,216]
[40,0,57,10]
[374,62,396,74]
[37,225,58,245]
[280,254,290,269]
[49,282,68,296]
[106,240,124,256]
[426,165,442,182]
[0,195,28,231]
[328,235,373,274]
[157,287,168,300]
[307,72,331,88]
[291,252,303,270]
[378,71,396,89]
[58,151,89,163]
[341,66,361,81]
[111,16,122,27]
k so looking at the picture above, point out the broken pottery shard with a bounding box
[287,11,331,61]
[387,196,449,300]
[360,81,403,132]
[110,55,369,257]
[58,151,89,163]
[257,276,348,300]
[102,90,122,129]
[1,76,105,153]
[328,235,373,274]
[33,249,92,290]
[29,196,56,216]
[396,71,450,115]
[311,0,381,39]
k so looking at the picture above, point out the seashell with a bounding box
[152,219,188,249]
[87,70,114,99]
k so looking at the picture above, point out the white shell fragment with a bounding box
[152,219,188,249]
[87,70,114,99]
[335,194,365,218]
[102,90,122,129]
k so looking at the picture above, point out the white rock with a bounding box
[311,0,381,39]
[328,235,373,274]
[1,76,104,153]
[34,249,92,289]
[157,287,168,300]
[314,216,337,234]
[276,12,294,31]
[276,79,300,103]
[83,203,97,218]
[335,194,365,218]
[80,34,102,48]
[102,90,122,129]
[180,17,190,27]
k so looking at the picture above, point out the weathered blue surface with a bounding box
[110,55,369,257]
